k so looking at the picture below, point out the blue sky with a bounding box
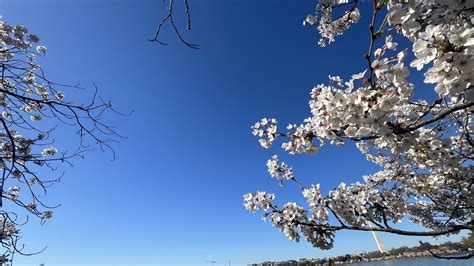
[0,0,463,265]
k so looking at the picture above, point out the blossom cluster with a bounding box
[304,1,360,47]
[0,216,18,240]
[251,118,278,149]
[243,191,275,212]
[266,155,294,186]
[282,122,318,154]
[266,203,309,242]
[1,20,66,121]
[303,184,328,223]
[388,0,473,100]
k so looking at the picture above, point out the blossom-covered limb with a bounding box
[246,0,473,251]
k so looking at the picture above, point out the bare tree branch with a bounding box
[150,0,199,49]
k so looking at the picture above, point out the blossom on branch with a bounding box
[245,0,474,251]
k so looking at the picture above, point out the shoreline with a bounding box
[248,241,473,266]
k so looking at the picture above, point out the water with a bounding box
[351,257,473,266]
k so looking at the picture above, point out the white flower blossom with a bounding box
[266,155,294,186]
[243,191,275,212]
[41,211,53,220]
[41,147,58,156]
[36,45,46,54]
[251,118,278,149]
[8,186,20,200]
[54,91,65,100]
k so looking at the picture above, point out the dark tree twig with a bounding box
[150,0,199,49]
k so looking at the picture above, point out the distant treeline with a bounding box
[248,231,474,266]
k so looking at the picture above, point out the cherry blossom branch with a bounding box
[401,101,474,133]
[247,0,472,253]
[328,223,471,236]
[262,200,471,238]
[269,100,473,143]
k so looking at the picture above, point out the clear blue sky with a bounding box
[0,0,462,265]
